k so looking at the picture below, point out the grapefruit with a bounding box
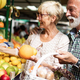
[19,45,33,59]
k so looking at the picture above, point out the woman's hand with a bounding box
[30,27,42,35]
[54,50,78,64]
[29,55,39,63]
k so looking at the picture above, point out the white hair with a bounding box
[38,1,64,24]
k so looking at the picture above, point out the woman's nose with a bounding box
[36,16,41,20]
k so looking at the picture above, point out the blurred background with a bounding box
[0,0,70,42]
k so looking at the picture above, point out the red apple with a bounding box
[0,74,10,80]
[0,70,7,77]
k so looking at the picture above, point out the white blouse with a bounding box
[20,31,69,80]
[24,31,69,70]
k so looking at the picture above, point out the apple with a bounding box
[0,59,5,65]
[6,66,15,76]
[0,74,10,80]
[0,66,5,70]
[13,66,19,75]
[0,70,7,77]
[1,62,10,70]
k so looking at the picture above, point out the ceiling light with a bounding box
[27,6,38,11]
[15,6,23,10]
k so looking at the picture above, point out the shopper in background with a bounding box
[13,26,21,36]
[13,25,29,39]
[19,25,29,39]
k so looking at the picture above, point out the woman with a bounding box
[20,1,69,80]
[0,1,69,80]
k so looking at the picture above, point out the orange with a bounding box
[0,39,3,43]
[14,44,20,48]
[0,22,4,28]
[29,66,34,72]
[3,39,8,42]
[19,45,33,59]
[0,35,4,39]
[29,65,42,73]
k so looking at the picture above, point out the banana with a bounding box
[0,0,6,9]
[0,0,2,9]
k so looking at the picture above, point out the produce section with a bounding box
[0,51,26,79]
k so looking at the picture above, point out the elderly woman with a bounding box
[0,1,69,80]
[19,1,69,79]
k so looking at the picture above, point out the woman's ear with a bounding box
[51,16,56,23]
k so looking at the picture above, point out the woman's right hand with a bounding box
[30,27,42,35]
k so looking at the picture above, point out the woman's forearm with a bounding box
[0,46,19,56]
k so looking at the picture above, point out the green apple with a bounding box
[0,66,5,70]
[13,66,19,75]
[0,59,5,65]
[1,62,10,70]
[6,66,15,76]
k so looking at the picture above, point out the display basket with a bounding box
[20,52,59,80]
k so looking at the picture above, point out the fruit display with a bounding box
[11,35,26,44]
[0,52,26,77]
[0,69,10,80]
[0,38,8,43]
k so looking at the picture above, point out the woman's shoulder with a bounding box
[58,31,68,38]
[58,31,70,42]
[29,33,40,38]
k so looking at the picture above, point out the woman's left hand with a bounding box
[29,55,39,62]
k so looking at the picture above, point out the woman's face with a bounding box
[36,11,52,29]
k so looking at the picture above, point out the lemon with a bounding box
[21,59,26,63]
[4,53,10,57]
[17,58,22,62]
[17,62,22,69]
[12,59,20,66]
[1,52,5,55]
[9,62,12,66]
[3,57,10,63]
[0,52,2,55]
[10,56,17,62]
[0,56,3,59]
